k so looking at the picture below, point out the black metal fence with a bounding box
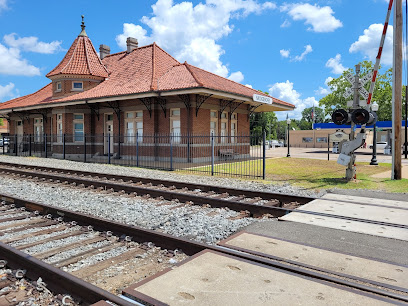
[1,133,266,179]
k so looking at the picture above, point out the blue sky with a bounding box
[0,0,395,120]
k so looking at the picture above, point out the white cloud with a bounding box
[245,84,253,88]
[0,44,40,76]
[315,76,333,96]
[228,71,244,83]
[3,33,63,54]
[292,44,312,61]
[0,82,16,101]
[326,54,347,74]
[269,80,317,120]
[349,23,393,65]
[115,0,276,77]
[281,3,342,33]
[0,0,7,13]
[280,49,290,58]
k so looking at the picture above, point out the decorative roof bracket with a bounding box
[219,99,235,118]
[155,97,167,118]
[0,115,10,123]
[139,98,153,118]
[195,94,212,117]
[230,101,245,118]
[85,100,100,121]
[248,104,262,121]
[106,101,121,120]
[178,94,191,110]
[11,111,30,123]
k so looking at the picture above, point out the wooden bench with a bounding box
[219,149,236,160]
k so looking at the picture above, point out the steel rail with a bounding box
[1,193,407,304]
[1,165,407,229]
[0,241,135,306]
[0,161,313,205]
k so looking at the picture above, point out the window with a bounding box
[231,113,237,143]
[302,137,313,143]
[56,82,62,92]
[125,111,143,143]
[73,114,84,141]
[220,112,228,143]
[34,118,43,142]
[316,137,327,143]
[170,108,181,143]
[72,81,83,91]
[57,114,63,142]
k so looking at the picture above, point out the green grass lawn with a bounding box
[185,157,408,193]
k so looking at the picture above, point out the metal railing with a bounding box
[2,132,266,179]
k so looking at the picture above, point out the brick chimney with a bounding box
[126,37,138,53]
[99,44,110,60]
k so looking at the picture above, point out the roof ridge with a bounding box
[89,37,109,75]
[60,37,80,74]
[153,43,180,64]
[184,62,203,87]
[84,37,92,75]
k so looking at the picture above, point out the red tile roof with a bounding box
[46,35,109,78]
[0,42,294,111]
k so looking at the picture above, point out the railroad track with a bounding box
[0,193,406,305]
[0,162,405,231]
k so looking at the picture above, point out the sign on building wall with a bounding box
[253,94,273,104]
[329,130,349,143]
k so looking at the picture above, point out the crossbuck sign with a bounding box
[343,71,372,101]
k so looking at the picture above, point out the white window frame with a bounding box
[33,117,43,142]
[170,108,181,143]
[220,111,228,143]
[56,81,62,92]
[125,111,143,143]
[73,113,84,142]
[57,114,63,142]
[231,113,237,143]
[72,81,83,92]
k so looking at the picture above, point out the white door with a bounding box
[16,120,23,142]
[104,114,114,154]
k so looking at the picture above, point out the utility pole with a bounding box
[393,0,402,179]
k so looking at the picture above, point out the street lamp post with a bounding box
[287,118,291,157]
[370,101,379,165]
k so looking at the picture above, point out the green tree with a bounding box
[250,112,278,139]
[301,106,325,124]
[319,61,394,121]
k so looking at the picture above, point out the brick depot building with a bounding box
[0,22,294,163]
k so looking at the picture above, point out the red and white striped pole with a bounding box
[367,0,394,105]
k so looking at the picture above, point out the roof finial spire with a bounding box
[79,15,87,37]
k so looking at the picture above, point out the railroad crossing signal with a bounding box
[343,71,372,101]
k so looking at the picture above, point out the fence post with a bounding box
[2,135,4,155]
[108,134,111,164]
[29,134,32,156]
[263,131,266,180]
[327,133,330,161]
[170,135,173,171]
[211,131,214,176]
[84,133,87,163]
[136,132,139,167]
[14,134,17,156]
[63,134,66,160]
[44,134,47,158]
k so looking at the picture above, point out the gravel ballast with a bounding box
[0,155,327,245]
